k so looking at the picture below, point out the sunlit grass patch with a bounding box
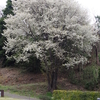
[0,97,22,100]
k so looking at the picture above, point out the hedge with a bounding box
[52,90,100,100]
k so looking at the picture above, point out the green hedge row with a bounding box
[52,90,100,100]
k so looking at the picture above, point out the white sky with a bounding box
[75,0,100,16]
[75,0,100,23]
[0,0,6,8]
[0,0,100,23]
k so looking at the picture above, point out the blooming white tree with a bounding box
[2,0,98,91]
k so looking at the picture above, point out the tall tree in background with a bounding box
[95,16,100,28]
[0,18,6,58]
[95,16,100,36]
[2,0,14,17]
[0,0,14,66]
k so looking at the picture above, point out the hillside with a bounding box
[0,67,46,85]
[0,67,85,91]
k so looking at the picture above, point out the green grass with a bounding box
[0,98,21,100]
[0,82,52,99]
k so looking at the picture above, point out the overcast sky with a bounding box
[75,0,100,15]
[0,0,6,8]
[75,0,100,23]
[0,0,100,23]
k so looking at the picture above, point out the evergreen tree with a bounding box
[2,0,14,17]
[0,0,14,67]
[0,17,6,57]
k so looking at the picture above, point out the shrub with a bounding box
[52,90,100,100]
[18,56,41,73]
[83,65,99,90]
[39,92,52,100]
[66,65,99,90]
[39,95,51,100]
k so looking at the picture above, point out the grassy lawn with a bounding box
[0,98,21,100]
[0,82,47,97]
[0,83,52,99]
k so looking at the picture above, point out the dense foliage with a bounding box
[66,65,99,90]
[0,17,6,58]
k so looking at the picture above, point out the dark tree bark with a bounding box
[47,68,58,92]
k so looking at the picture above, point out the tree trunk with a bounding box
[52,68,58,90]
[47,72,51,91]
[47,68,58,92]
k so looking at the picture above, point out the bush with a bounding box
[66,68,81,85]
[39,92,52,100]
[52,90,100,100]
[83,65,99,90]
[98,68,100,82]
[2,58,16,67]
[18,56,41,73]
[66,65,99,90]
[39,95,51,100]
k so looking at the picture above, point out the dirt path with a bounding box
[5,92,40,100]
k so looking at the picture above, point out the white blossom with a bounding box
[2,0,99,68]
